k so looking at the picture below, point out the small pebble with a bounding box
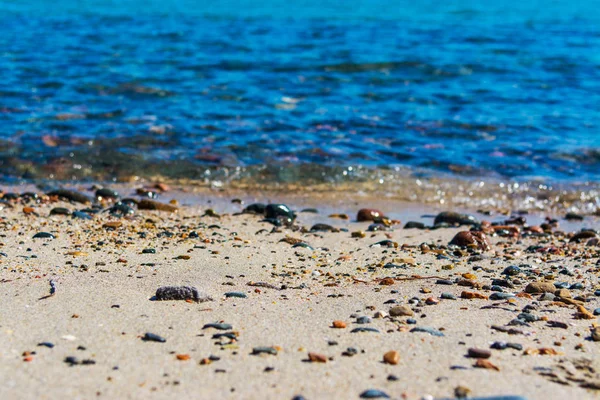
[382,351,400,365]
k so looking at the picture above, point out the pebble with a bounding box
[308,352,327,363]
[203,323,233,330]
[351,327,380,333]
[357,208,384,222]
[434,211,479,226]
[382,350,400,365]
[490,342,523,351]
[474,359,500,371]
[436,279,454,285]
[252,347,278,356]
[224,292,247,298]
[404,221,426,229]
[48,189,91,204]
[570,230,597,243]
[503,266,521,276]
[389,305,413,317]
[593,308,600,316]
[467,348,491,359]
[592,327,600,341]
[356,316,372,324]
[410,327,444,337]
[441,293,456,300]
[538,292,556,301]
[142,332,166,343]
[359,389,390,399]
[265,204,295,220]
[489,292,515,300]
[332,320,347,328]
[155,286,211,302]
[138,199,178,212]
[449,231,490,251]
[50,207,71,216]
[37,342,55,348]
[72,211,93,220]
[310,223,338,232]
[525,282,556,293]
[95,188,120,200]
[142,248,156,254]
[33,232,55,239]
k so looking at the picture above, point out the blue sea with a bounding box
[1,0,599,184]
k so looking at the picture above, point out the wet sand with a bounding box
[1,185,599,400]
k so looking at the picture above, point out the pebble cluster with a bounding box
[1,185,600,399]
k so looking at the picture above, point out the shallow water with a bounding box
[0,0,599,186]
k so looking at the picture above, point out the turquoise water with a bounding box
[1,0,599,182]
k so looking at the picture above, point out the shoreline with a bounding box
[1,184,600,399]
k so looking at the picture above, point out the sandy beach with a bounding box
[1,185,599,400]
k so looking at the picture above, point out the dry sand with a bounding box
[1,186,599,400]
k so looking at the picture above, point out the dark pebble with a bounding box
[203,323,233,330]
[50,207,71,216]
[96,188,120,200]
[252,347,278,356]
[155,286,210,302]
[359,389,390,399]
[265,204,295,220]
[224,292,247,298]
[436,279,454,285]
[403,221,426,229]
[351,327,380,333]
[142,332,166,343]
[357,208,385,222]
[72,211,93,220]
[434,211,479,226]
[142,248,156,254]
[467,348,491,359]
[356,316,372,324]
[48,189,91,204]
[502,266,521,276]
[33,232,55,239]
[310,223,338,232]
[37,342,55,348]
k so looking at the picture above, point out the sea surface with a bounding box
[0,0,599,189]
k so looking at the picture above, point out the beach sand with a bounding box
[1,186,599,400]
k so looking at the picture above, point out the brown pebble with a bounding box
[555,288,572,298]
[332,320,347,329]
[525,282,556,293]
[357,208,384,222]
[103,221,122,229]
[473,359,500,371]
[389,305,414,317]
[308,352,327,363]
[379,277,395,286]
[467,348,491,359]
[454,386,472,398]
[461,291,488,300]
[574,305,596,320]
[591,327,600,342]
[425,297,439,305]
[176,354,191,361]
[449,231,490,251]
[383,350,400,365]
[138,199,178,212]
